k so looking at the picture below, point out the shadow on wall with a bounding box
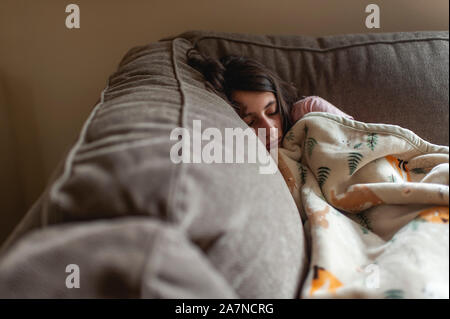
[0,72,45,244]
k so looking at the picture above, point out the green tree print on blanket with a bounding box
[384,289,404,299]
[356,212,372,233]
[285,130,295,142]
[317,166,331,188]
[410,216,426,231]
[366,133,378,151]
[348,152,364,175]
[302,125,309,153]
[353,142,363,149]
[360,226,369,234]
[306,137,318,158]
[297,163,308,185]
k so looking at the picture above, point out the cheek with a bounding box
[274,114,283,131]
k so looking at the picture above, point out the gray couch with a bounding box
[0,30,448,298]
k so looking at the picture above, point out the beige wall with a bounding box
[0,0,448,244]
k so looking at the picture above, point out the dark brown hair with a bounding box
[187,49,301,134]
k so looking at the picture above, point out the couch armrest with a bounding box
[0,217,237,298]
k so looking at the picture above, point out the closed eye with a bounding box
[267,104,279,116]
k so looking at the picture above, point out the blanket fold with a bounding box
[279,112,449,299]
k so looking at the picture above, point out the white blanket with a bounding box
[278,112,449,299]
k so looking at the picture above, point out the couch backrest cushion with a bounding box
[173,31,449,146]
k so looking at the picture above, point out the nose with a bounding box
[255,117,279,147]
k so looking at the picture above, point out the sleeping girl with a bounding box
[187,51,354,151]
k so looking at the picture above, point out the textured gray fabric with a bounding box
[171,30,449,146]
[0,217,237,298]
[0,37,307,298]
[1,30,447,299]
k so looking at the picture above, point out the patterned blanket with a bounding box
[277,112,449,299]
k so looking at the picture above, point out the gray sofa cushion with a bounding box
[169,30,449,146]
[1,36,307,298]
[0,217,239,298]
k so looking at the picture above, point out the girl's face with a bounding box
[231,90,283,149]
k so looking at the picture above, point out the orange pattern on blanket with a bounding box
[418,206,449,224]
[330,185,383,212]
[310,266,343,296]
[308,205,330,228]
[385,155,411,182]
